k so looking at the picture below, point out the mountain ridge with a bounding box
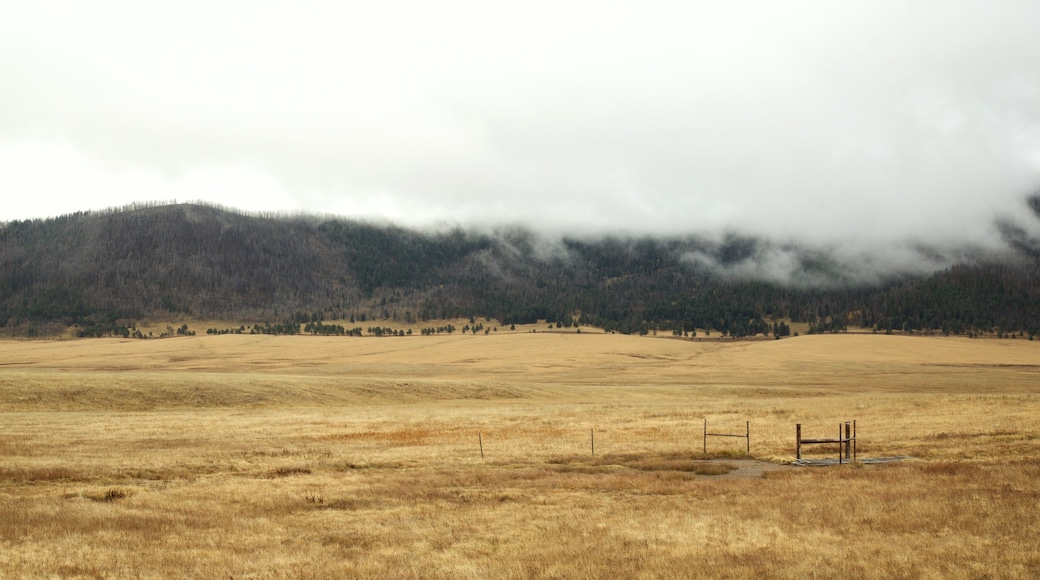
[2,202,1038,338]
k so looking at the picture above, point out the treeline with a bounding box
[80,323,194,339]
[2,202,1039,339]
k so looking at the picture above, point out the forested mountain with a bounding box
[1,202,1038,338]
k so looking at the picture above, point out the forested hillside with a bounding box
[1,202,1038,338]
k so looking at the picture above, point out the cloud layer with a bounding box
[3,1,1040,256]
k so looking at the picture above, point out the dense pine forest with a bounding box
[1,202,1038,338]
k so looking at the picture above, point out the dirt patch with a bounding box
[792,456,915,467]
[713,459,794,479]
[545,454,792,479]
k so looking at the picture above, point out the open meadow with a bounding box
[1,330,1039,578]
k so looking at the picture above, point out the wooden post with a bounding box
[703,418,707,455]
[838,423,842,464]
[853,420,857,461]
[796,423,801,460]
[746,421,750,455]
[591,428,595,457]
[844,422,851,460]
[479,432,484,459]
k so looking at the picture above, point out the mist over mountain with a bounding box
[1,200,1038,338]
[6,3,1040,251]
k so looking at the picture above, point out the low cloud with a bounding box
[2,2,1040,280]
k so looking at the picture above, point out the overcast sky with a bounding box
[3,1,1040,250]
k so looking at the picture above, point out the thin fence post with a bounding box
[746,421,750,455]
[845,422,851,460]
[479,432,484,459]
[796,423,801,460]
[853,420,857,461]
[591,428,595,457]
[703,418,707,455]
[838,423,842,464]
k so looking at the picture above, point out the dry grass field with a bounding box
[1,331,1039,578]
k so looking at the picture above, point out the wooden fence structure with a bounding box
[703,419,750,454]
[796,421,856,464]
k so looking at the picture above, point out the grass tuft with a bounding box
[268,466,312,478]
[84,488,131,502]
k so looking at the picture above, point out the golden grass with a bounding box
[1,332,1039,577]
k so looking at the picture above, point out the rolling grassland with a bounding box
[1,332,1039,578]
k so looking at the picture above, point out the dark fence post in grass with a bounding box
[703,418,707,455]
[746,421,750,455]
[591,428,595,457]
[844,422,851,461]
[796,423,802,460]
[838,423,843,464]
[479,432,484,459]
